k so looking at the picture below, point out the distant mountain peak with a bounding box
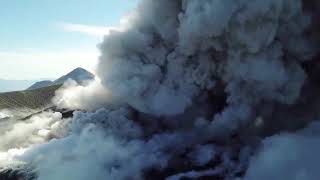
[52,67,94,85]
[73,67,89,71]
[27,67,95,90]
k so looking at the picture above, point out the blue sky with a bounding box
[0,0,138,80]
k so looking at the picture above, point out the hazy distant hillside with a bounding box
[27,80,53,90]
[0,79,38,92]
[27,67,94,90]
[0,68,94,110]
[0,85,60,109]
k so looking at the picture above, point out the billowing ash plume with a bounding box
[245,122,320,180]
[1,0,319,179]
[97,0,319,137]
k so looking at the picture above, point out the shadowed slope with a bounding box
[0,85,61,109]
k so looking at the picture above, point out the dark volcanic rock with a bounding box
[0,168,34,180]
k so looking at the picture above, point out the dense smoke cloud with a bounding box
[96,0,318,137]
[246,122,320,180]
[1,0,319,179]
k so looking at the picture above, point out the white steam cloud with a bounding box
[52,79,114,110]
[0,110,67,169]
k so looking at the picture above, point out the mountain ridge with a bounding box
[27,67,94,90]
[0,67,95,110]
